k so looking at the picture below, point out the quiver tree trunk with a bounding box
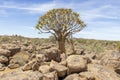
[69,39,75,54]
[58,37,66,53]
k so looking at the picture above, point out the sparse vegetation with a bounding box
[0,35,119,54]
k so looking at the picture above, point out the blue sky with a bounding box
[0,0,120,40]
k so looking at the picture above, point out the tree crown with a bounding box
[36,8,86,39]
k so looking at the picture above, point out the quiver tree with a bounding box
[36,8,86,53]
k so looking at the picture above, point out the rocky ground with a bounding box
[0,36,120,80]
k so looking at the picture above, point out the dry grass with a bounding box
[0,35,120,54]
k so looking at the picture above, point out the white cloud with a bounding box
[73,21,120,41]
[0,1,57,13]
[0,0,119,20]
[80,5,119,22]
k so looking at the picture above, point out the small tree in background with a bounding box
[36,8,86,53]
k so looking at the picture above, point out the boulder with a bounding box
[32,61,41,71]
[27,45,35,53]
[9,51,30,66]
[8,63,20,69]
[0,63,5,71]
[36,54,45,61]
[60,53,67,61]
[75,48,85,55]
[91,59,100,64]
[20,45,28,51]
[95,52,105,60]
[79,72,95,80]
[50,60,68,77]
[64,73,80,80]
[66,55,87,74]
[22,55,43,71]
[1,44,20,55]
[0,49,11,57]
[29,54,45,62]
[41,62,50,65]
[40,44,55,49]
[59,60,67,66]
[43,71,58,80]
[100,51,120,74]
[44,47,61,62]
[22,59,36,71]
[8,47,20,55]
[84,53,96,60]
[0,70,43,80]
[88,64,120,80]
[0,55,8,63]
[39,65,51,74]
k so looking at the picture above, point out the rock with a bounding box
[41,62,50,65]
[41,44,55,49]
[8,63,20,69]
[43,71,58,80]
[39,65,51,74]
[84,53,96,60]
[66,55,87,74]
[22,56,43,71]
[9,51,30,66]
[75,48,85,55]
[60,53,67,61]
[91,59,100,64]
[22,59,36,71]
[32,62,41,71]
[22,54,45,71]
[20,46,28,51]
[22,41,29,46]
[59,60,67,66]
[0,49,11,57]
[44,47,61,62]
[64,73,80,80]
[12,40,20,44]
[88,64,120,80]
[95,52,105,60]
[29,54,45,62]
[0,70,43,80]
[79,72,95,80]
[100,51,120,73]
[50,60,68,77]
[0,55,8,63]
[36,54,45,61]
[0,44,20,55]
[0,67,5,71]
[0,63,5,71]
[0,63,4,68]
[82,56,91,64]
[27,45,35,53]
